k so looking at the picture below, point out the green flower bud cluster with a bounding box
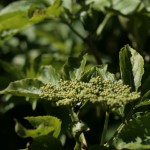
[40,79,91,106]
[88,77,140,111]
[40,77,140,111]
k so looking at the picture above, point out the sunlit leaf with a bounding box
[86,0,141,15]
[86,0,111,13]
[81,64,115,82]
[62,54,87,80]
[112,0,141,15]
[38,65,60,84]
[30,0,62,22]
[119,44,144,91]
[0,0,62,42]
[70,121,89,139]
[15,116,62,138]
[95,64,115,81]
[0,79,44,98]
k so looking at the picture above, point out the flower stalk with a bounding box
[69,107,88,150]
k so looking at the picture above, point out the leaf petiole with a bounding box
[100,111,110,146]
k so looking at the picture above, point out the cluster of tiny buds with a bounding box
[40,76,140,111]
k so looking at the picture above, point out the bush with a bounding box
[0,0,150,149]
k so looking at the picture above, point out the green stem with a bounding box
[63,21,85,41]
[69,107,79,122]
[96,13,113,36]
[100,111,109,146]
[63,19,102,64]
[69,107,87,150]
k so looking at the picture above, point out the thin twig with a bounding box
[63,21,85,41]
[63,20,102,64]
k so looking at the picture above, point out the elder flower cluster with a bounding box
[40,77,140,111]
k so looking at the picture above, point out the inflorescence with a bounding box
[40,76,140,112]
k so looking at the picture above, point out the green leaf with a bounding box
[95,64,115,81]
[134,90,150,112]
[81,64,115,82]
[15,116,62,138]
[119,44,144,91]
[111,112,150,149]
[38,65,60,84]
[135,100,150,110]
[114,139,150,150]
[62,54,87,80]
[143,0,150,12]
[112,0,141,15]
[75,54,87,81]
[141,90,150,101]
[30,0,62,22]
[28,135,62,150]
[86,0,112,13]
[0,79,44,98]
[86,0,141,15]
[0,0,62,42]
